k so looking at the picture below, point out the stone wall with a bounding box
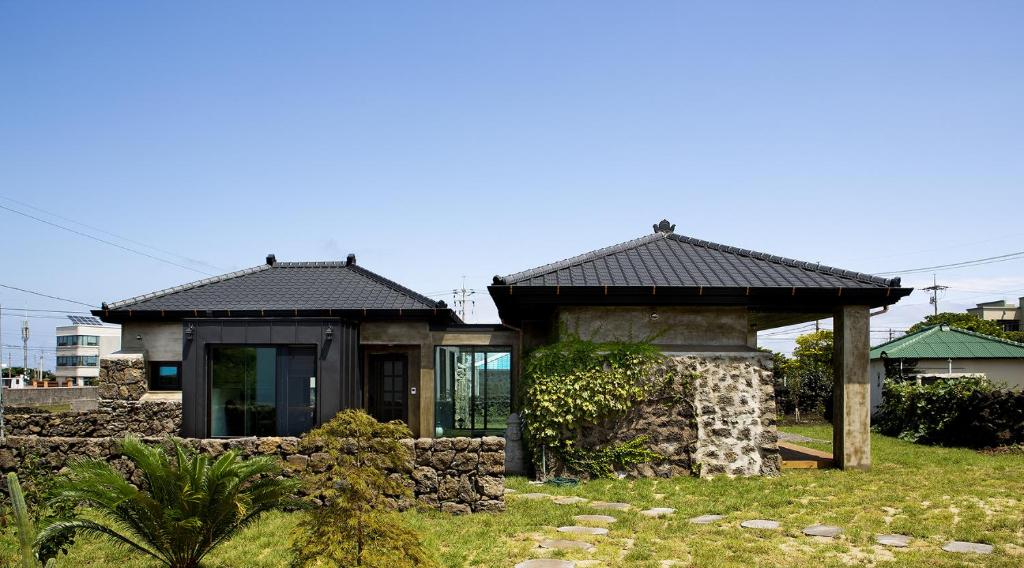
[5,400,181,438]
[1,386,98,410]
[97,356,147,401]
[0,435,505,513]
[555,352,779,479]
[687,353,780,477]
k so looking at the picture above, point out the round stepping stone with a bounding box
[557,526,609,536]
[518,493,553,500]
[741,519,780,530]
[504,488,518,494]
[590,501,631,511]
[689,514,724,524]
[539,539,596,552]
[552,496,589,505]
[802,524,843,538]
[875,534,911,548]
[942,541,993,554]
[515,560,575,568]
[640,507,676,518]
[574,514,617,525]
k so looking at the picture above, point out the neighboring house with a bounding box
[966,299,1023,332]
[55,316,121,387]
[94,221,913,471]
[95,254,516,439]
[869,324,1024,412]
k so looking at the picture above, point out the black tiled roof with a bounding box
[498,230,900,290]
[102,261,443,312]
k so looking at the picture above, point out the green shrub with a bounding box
[38,437,299,568]
[874,376,1024,447]
[520,333,685,477]
[290,410,436,568]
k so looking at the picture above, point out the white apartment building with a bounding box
[55,316,121,386]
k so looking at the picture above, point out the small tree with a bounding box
[290,410,436,568]
[38,437,299,568]
[788,330,835,420]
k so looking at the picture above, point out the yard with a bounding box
[3,425,1023,567]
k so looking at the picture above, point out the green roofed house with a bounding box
[869,324,1024,412]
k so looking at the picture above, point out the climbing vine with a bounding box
[520,333,688,478]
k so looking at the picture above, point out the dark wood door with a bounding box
[368,354,408,424]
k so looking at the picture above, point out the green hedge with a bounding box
[874,376,1024,447]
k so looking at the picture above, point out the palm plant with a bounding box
[37,437,300,568]
[6,472,56,568]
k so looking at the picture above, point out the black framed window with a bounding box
[56,355,99,367]
[57,335,99,346]
[434,346,511,437]
[149,362,182,391]
[209,345,317,437]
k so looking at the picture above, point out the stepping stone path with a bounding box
[504,488,518,494]
[515,560,575,568]
[942,541,993,554]
[689,514,724,524]
[590,501,631,511]
[552,496,589,505]
[518,493,553,500]
[573,514,616,525]
[539,539,595,552]
[741,519,780,530]
[802,524,843,538]
[875,534,912,548]
[558,526,609,536]
[640,507,676,518]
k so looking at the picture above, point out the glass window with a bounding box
[56,355,99,367]
[149,362,182,391]
[434,346,511,436]
[209,346,316,437]
[57,335,100,346]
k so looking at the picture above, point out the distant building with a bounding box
[967,298,1023,332]
[869,324,1024,412]
[54,316,121,387]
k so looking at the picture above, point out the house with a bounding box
[488,220,911,472]
[55,315,121,387]
[94,220,913,472]
[869,324,1024,412]
[94,254,517,439]
[966,299,1023,333]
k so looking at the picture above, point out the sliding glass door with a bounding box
[434,346,511,437]
[209,346,316,437]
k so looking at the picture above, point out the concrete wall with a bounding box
[1,386,98,409]
[558,306,751,349]
[871,358,1024,413]
[120,321,183,361]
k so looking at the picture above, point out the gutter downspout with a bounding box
[870,305,890,318]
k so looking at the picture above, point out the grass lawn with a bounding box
[3,424,1023,567]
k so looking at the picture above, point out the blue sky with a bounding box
[2,1,1023,368]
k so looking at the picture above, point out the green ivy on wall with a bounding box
[520,333,688,478]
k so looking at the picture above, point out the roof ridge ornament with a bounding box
[653,219,675,234]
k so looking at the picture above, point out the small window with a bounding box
[149,362,182,391]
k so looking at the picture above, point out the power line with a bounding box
[0,203,216,276]
[0,195,227,273]
[875,250,1024,276]
[0,283,96,307]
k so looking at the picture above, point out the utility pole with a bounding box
[21,317,30,378]
[0,303,4,442]
[922,274,949,316]
[452,276,476,322]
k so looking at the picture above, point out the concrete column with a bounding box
[832,305,871,470]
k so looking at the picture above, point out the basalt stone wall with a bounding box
[0,435,504,514]
[97,357,148,401]
[687,353,780,477]
[5,400,181,437]
[573,360,698,478]
[559,353,778,479]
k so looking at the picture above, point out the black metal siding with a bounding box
[180,318,359,437]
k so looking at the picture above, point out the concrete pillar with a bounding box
[832,305,871,470]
